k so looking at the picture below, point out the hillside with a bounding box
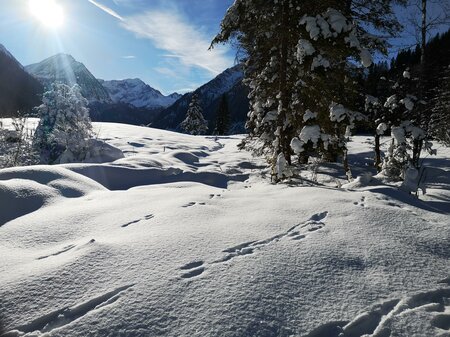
[0,121,449,337]
[0,44,43,117]
[25,54,111,104]
[154,65,249,132]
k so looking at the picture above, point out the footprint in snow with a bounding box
[180,261,205,279]
[213,211,328,263]
[36,239,95,260]
[177,212,329,281]
[182,202,207,208]
[121,214,154,228]
[353,196,366,207]
[305,286,450,337]
[5,284,134,336]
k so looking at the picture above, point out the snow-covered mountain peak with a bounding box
[25,54,111,103]
[100,78,181,109]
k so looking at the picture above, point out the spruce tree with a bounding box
[211,0,402,180]
[180,93,208,135]
[214,95,230,135]
[33,83,93,164]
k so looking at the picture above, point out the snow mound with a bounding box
[0,166,106,225]
[83,139,125,164]
[0,179,58,226]
[65,164,249,190]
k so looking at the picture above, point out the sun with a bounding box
[29,0,64,29]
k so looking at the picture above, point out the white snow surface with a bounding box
[1,122,449,337]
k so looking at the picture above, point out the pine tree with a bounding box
[429,64,450,145]
[380,69,435,189]
[180,94,208,135]
[33,83,93,164]
[211,0,401,180]
[214,95,230,135]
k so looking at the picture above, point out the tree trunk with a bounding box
[420,0,427,67]
[279,0,291,165]
[374,134,382,172]
[343,148,351,181]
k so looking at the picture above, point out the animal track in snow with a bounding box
[177,212,328,281]
[36,239,95,260]
[182,201,207,208]
[353,196,366,207]
[180,261,205,279]
[305,286,450,337]
[214,211,328,263]
[121,214,154,228]
[209,194,222,199]
[6,284,134,335]
[375,197,419,216]
[37,244,76,260]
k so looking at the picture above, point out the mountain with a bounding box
[0,44,43,117]
[89,102,164,126]
[99,78,181,109]
[153,65,249,133]
[25,54,111,103]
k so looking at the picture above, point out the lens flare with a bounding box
[29,0,64,29]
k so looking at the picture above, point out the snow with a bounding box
[296,39,316,64]
[311,54,330,71]
[300,16,321,40]
[329,103,348,122]
[400,96,415,111]
[1,121,449,337]
[303,109,318,122]
[391,126,406,144]
[100,79,180,109]
[376,122,388,135]
[384,94,398,109]
[360,49,373,68]
[325,8,350,34]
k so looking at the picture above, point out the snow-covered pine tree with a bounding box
[180,94,208,135]
[380,69,435,191]
[33,83,94,164]
[212,0,401,181]
[214,95,231,135]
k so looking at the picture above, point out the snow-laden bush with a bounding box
[33,83,94,164]
[0,118,38,168]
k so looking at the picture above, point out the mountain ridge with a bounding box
[25,53,112,104]
[99,78,181,109]
[0,44,43,117]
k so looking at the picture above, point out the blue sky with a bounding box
[0,1,448,95]
[0,0,235,94]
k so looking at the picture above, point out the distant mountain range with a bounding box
[0,45,250,133]
[0,44,43,117]
[153,65,248,133]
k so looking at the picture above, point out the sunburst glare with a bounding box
[29,0,64,29]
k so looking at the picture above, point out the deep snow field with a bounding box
[0,121,449,337]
